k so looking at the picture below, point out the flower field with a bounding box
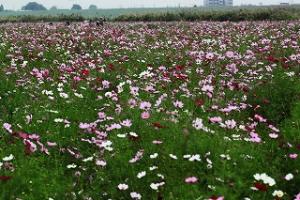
[0,21,300,200]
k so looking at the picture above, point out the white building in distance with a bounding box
[204,0,233,6]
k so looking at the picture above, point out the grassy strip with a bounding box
[0,7,300,23]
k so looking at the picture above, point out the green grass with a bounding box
[0,6,300,22]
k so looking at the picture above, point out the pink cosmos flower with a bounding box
[173,100,184,108]
[254,114,267,123]
[226,63,238,74]
[206,52,214,60]
[98,112,106,119]
[294,193,300,200]
[209,117,222,123]
[79,123,91,129]
[129,149,144,163]
[139,101,152,110]
[120,119,132,127]
[289,154,298,159]
[73,76,81,82]
[24,139,37,154]
[141,111,150,119]
[128,98,137,108]
[102,80,110,88]
[250,132,262,143]
[185,176,198,184]
[225,51,235,58]
[225,119,236,129]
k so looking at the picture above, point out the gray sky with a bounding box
[0,0,297,10]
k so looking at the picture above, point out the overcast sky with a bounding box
[0,0,297,10]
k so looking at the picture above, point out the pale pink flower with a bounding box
[225,51,235,58]
[185,176,198,184]
[269,133,279,139]
[139,101,152,110]
[141,111,150,119]
[254,114,267,123]
[209,117,222,123]
[289,154,298,159]
[206,52,214,60]
[128,98,137,108]
[3,123,12,134]
[95,159,107,167]
[102,80,110,88]
[225,119,236,129]
[98,112,106,119]
[294,193,300,200]
[120,119,132,127]
[173,100,184,108]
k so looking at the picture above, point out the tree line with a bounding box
[0,2,99,11]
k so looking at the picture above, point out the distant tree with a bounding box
[22,2,47,11]
[0,4,4,12]
[50,6,58,10]
[71,4,82,10]
[89,5,97,10]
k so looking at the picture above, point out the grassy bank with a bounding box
[0,6,300,22]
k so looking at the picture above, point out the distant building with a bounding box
[279,2,290,6]
[204,0,233,7]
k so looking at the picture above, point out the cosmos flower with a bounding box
[185,176,198,184]
[294,193,300,200]
[137,171,146,179]
[117,183,129,191]
[130,192,142,199]
[3,123,12,134]
[139,101,152,110]
[225,119,237,129]
[285,173,294,181]
[272,190,284,198]
[253,173,276,187]
[141,111,150,119]
[2,154,14,162]
[289,154,298,159]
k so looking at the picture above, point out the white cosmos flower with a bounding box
[137,171,146,179]
[254,173,276,186]
[285,173,294,181]
[3,154,14,161]
[118,183,129,190]
[130,192,142,199]
[150,153,158,159]
[169,154,178,160]
[149,166,158,171]
[150,182,165,190]
[59,92,69,99]
[82,156,93,162]
[272,190,284,198]
[67,163,77,169]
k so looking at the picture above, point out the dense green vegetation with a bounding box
[0,6,299,22]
